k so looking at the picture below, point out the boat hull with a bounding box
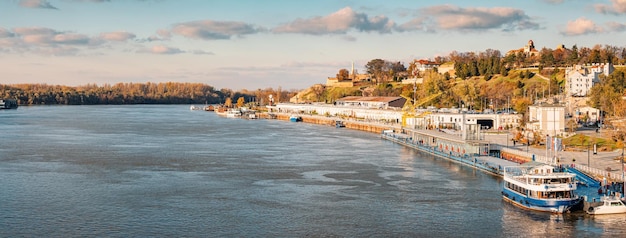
[587,207,626,215]
[502,188,582,213]
[289,116,302,122]
[586,197,626,215]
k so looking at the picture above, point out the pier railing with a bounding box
[381,130,625,182]
[499,147,624,182]
[570,164,624,182]
[381,131,504,176]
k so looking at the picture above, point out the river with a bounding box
[1,105,625,237]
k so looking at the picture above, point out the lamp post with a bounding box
[587,142,590,167]
[622,146,626,197]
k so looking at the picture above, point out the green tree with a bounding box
[513,97,532,124]
[365,59,386,84]
[337,69,350,81]
[568,44,579,64]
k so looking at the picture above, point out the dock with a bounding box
[265,112,399,133]
[379,129,626,211]
[261,104,626,213]
[381,130,519,176]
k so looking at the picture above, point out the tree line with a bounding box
[1,82,297,106]
[356,44,626,84]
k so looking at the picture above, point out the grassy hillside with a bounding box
[299,68,565,109]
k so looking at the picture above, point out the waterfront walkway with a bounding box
[381,130,519,177]
[268,111,625,182]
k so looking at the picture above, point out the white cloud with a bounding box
[13,27,91,45]
[541,0,564,4]
[170,20,262,40]
[19,0,58,9]
[0,28,15,38]
[272,7,394,35]
[606,21,626,32]
[99,31,136,41]
[397,18,431,32]
[147,45,184,54]
[595,0,626,15]
[5,27,146,56]
[13,27,57,36]
[191,50,214,55]
[561,17,604,35]
[52,33,91,44]
[71,0,111,2]
[411,5,540,32]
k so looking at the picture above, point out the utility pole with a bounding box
[587,142,590,167]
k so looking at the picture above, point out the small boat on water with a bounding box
[335,120,345,128]
[226,108,242,118]
[1,99,18,109]
[502,164,582,213]
[587,196,626,215]
[289,115,302,122]
[190,105,201,110]
[215,106,227,116]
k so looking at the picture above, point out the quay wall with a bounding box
[268,113,399,134]
[381,132,508,176]
[259,108,622,182]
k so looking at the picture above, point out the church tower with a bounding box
[350,61,355,79]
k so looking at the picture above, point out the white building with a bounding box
[575,106,601,124]
[272,103,522,133]
[411,110,521,132]
[565,63,614,97]
[527,104,565,137]
[415,59,440,71]
[273,103,404,123]
[334,96,406,109]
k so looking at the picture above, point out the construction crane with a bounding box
[400,92,441,127]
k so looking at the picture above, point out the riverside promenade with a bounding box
[269,111,519,176]
[267,110,625,182]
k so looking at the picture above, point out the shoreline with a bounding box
[263,110,625,183]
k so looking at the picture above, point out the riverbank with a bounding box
[265,112,401,133]
[262,110,624,183]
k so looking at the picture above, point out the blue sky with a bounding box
[1,0,626,90]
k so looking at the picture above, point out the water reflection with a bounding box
[501,202,576,237]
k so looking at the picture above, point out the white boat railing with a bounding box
[498,147,623,182]
[570,163,623,182]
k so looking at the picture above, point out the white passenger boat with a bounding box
[226,108,242,118]
[587,196,626,215]
[502,164,582,213]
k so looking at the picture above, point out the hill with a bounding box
[296,68,563,115]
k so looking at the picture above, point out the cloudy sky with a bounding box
[1,0,626,90]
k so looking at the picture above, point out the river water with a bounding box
[1,105,625,237]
